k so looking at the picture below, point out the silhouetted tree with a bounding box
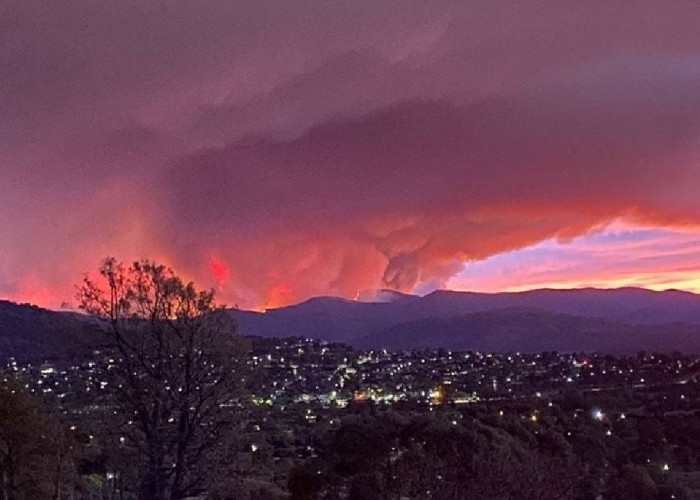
[78,258,246,500]
[0,377,76,499]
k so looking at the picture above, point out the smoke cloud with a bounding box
[2,0,700,308]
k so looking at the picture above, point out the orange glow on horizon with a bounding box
[6,220,700,311]
[264,282,295,309]
[7,272,700,312]
[494,276,700,295]
[4,274,70,310]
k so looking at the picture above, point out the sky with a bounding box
[2,0,700,310]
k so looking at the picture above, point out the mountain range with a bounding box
[234,287,700,352]
[3,287,700,362]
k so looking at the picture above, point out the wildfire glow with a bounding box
[264,282,295,309]
[208,256,231,289]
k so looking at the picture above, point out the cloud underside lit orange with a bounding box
[2,1,700,309]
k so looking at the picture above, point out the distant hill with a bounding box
[355,307,700,353]
[233,287,700,352]
[4,287,700,361]
[395,287,700,325]
[0,300,101,362]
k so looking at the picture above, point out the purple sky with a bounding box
[2,1,700,308]
[448,222,700,294]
